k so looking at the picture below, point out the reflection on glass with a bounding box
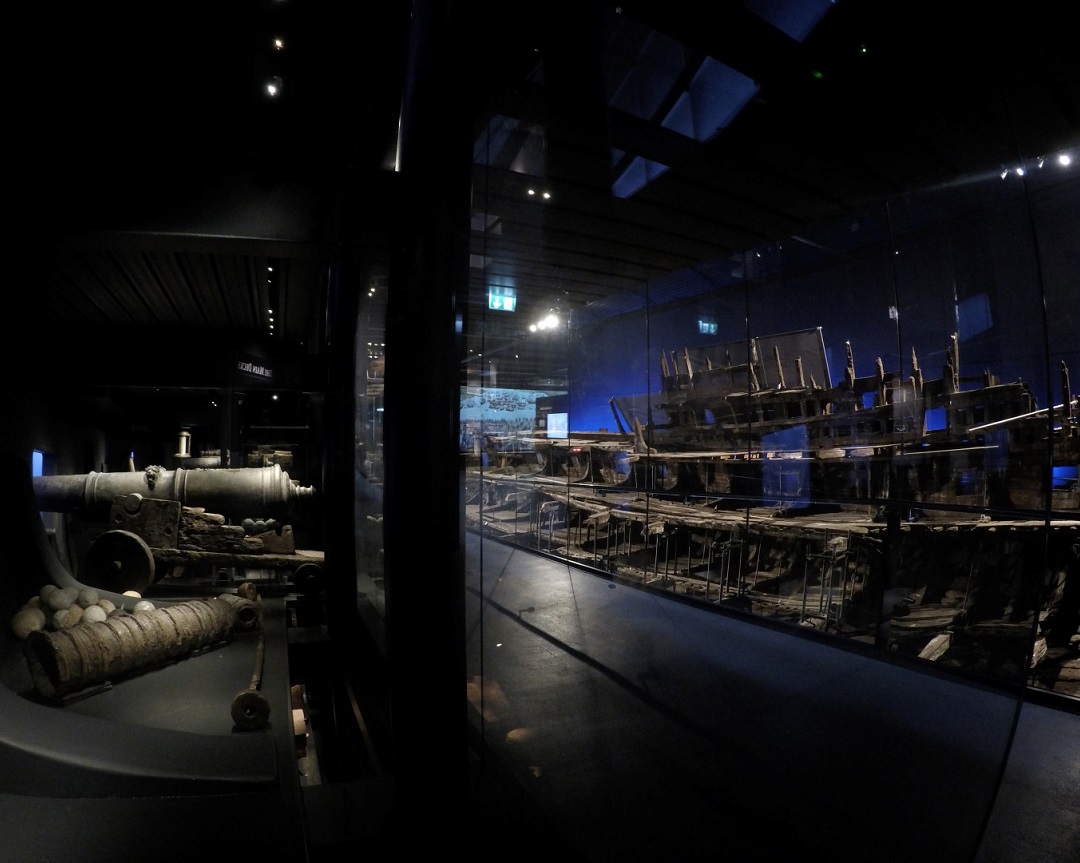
[464,172,1080,699]
[355,270,387,623]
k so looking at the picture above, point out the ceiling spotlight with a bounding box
[266,76,283,98]
[530,312,560,332]
[1059,152,1073,167]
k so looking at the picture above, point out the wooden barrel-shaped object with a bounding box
[23,594,256,699]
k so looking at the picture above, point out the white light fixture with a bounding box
[529,312,561,332]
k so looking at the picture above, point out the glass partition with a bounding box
[464,157,1080,697]
[355,266,387,624]
[454,4,1077,856]
[459,8,1079,705]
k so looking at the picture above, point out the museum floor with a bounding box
[333,532,1080,861]
[465,534,1079,860]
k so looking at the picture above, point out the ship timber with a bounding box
[475,328,1080,516]
[471,329,1077,515]
[463,477,1080,698]
[545,328,1080,513]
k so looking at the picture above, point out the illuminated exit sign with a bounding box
[488,286,517,312]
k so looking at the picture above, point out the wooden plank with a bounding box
[152,548,324,571]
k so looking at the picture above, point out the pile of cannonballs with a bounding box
[241,517,283,536]
[10,584,155,640]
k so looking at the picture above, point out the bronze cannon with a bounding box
[33,463,315,522]
[31,465,321,594]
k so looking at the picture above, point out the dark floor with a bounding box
[452,532,1080,862]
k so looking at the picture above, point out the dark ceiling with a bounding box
[12,1,1080,426]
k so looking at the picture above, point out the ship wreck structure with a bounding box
[605,327,1079,512]
[465,327,1080,697]
[477,327,1078,513]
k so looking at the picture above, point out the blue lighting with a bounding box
[1052,465,1078,489]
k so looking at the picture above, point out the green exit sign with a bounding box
[488,287,517,312]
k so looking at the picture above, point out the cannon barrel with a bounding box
[32,464,315,521]
[24,593,259,699]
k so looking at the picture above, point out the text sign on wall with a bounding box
[237,359,273,381]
